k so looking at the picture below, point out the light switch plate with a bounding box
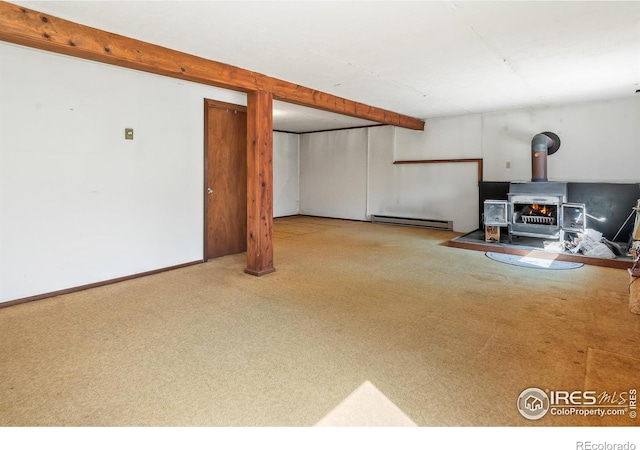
[125,128,134,140]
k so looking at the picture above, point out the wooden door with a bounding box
[204,99,247,259]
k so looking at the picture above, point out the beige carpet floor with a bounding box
[0,216,638,426]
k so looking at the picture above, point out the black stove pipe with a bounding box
[531,133,558,182]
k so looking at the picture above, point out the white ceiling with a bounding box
[10,1,640,133]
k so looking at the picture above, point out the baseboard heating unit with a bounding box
[370,215,453,231]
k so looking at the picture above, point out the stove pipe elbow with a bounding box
[531,132,558,182]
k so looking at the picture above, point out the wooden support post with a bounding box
[245,90,275,276]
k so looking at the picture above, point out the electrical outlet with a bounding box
[506,161,511,169]
[125,128,134,140]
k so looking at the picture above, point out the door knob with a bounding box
[207,188,213,195]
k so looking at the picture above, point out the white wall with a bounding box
[297,123,480,232]
[0,43,301,304]
[389,96,640,232]
[0,43,252,303]
[3,40,637,303]
[368,126,479,233]
[480,98,640,182]
[394,97,640,184]
[395,114,483,160]
[298,124,479,231]
[303,96,640,234]
[273,132,299,217]
[384,114,484,232]
[299,128,368,221]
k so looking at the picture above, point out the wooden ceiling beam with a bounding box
[0,2,425,131]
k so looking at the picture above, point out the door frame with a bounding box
[203,98,248,260]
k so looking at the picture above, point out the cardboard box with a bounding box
[485,226,500,242]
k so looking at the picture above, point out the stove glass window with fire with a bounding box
[512,203,558,226]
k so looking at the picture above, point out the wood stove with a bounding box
[480,131,592,244]
[483,187,588,245]
[508,182,567,240]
